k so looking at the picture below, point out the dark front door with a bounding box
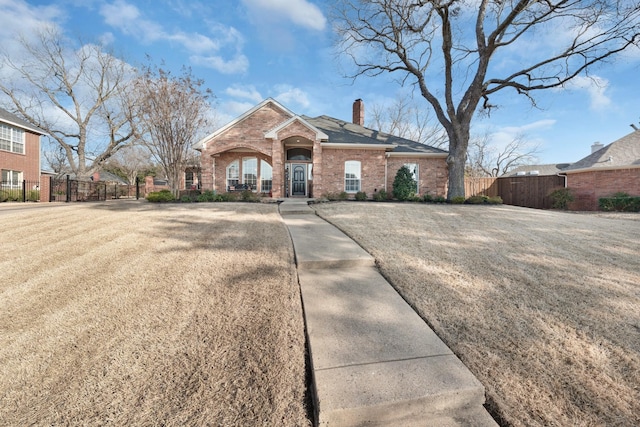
[292,164,306,196]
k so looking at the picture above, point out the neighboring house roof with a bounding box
[303,115,448,156]
[563,130,640,173]
[0,107,48,135]
[506,163,572,177]
[94,171,128,184]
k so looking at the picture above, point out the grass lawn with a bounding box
[314,202,639,427]
[0,202,311,426]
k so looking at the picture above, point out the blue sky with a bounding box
[2,0,639,165]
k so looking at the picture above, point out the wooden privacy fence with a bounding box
[465,175,566,209]
[464,177,498,197]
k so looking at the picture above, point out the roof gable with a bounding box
[264,116,328,140]
[564,130,640,173]
[0,107,48,135]
[194,98,295,150]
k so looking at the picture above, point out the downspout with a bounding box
[385,152,390,192]
[556,172,567,188]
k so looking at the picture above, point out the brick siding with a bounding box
[197,101,449,199]
[0,130,41,182]
[568,168,640,210]
[386,157,448,197]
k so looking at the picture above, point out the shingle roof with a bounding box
[564,130,640,172]
[0,107,47,135]
[303,115,448,155]
[506,163,572,177]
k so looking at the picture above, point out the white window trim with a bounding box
[1,169,23,188]
[344,160,361,193]
[404,163,419,193]
[226,160,239,189]
[0,123,25,154]
[242,157,258,191]
[260,159,273,193]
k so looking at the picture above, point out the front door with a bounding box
[291,164,306,196]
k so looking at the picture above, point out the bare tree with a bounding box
[133,65,212,197]
[44,145,72,176]
[466,133,540,177]
[334,1,640,199]
[0,28,136,179]
[103,145,155,185]
[368,95,447,148]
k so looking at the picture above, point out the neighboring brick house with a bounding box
[507,132,640,211]
[194,98,448,198]
[0,107,47,188]
[562,131,640,210]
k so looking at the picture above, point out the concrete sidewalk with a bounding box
[279,199,497,427]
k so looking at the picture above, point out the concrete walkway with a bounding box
[279,199,497,427]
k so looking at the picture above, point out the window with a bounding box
[1,169,22,188]
[344,160,361,193]
[287,148,312,161]
[260,160,273,193]
[0,123,25,154]
[227,160,239,189]
[242,157,257,190]
[404,163,419,193]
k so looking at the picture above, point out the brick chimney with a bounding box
[591,142,604,153]
[352,99,364,126]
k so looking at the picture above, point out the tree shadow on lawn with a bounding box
[316,203,640,426]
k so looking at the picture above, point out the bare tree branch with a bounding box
[333,0,640,199]
[132,64,213,197]
[0,27,136,179]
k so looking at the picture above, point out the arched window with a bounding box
[226,160,239,190]
[260,160,273,193]
[242,157,257,189]
[287,148,312,161]
[344,160,361,193]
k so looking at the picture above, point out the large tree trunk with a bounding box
[445,119,471,200]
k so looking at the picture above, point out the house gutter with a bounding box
[556,172,568,188]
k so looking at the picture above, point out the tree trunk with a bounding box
[445,120,471,200]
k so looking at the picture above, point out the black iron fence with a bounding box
[49,176,142,202]
[1,180,41,202]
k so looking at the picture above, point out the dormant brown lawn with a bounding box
[0,202,311,426]
[314,202,640,427]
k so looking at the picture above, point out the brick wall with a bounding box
[386,157,448,197]
[0,130,41,182]
[39,174,51,202]
[568,168,640,210]
[320,148,387,197]
[200,103,292,194]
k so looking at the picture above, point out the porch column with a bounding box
[271,139,284,198]
[200,156,214,191]
[312,139,323,197]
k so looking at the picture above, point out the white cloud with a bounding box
[190,54,249,75]
[224,85,263,103]
[273,85,310,109]
[241,0,326,31]
[99,0,248,73]
[487,119,556,151]
[0,0,63,55]
[564,75,611,111]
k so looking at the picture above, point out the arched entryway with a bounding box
[284,138,313,197]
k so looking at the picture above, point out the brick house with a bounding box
[0,107,47,189]
[562,130,640,210]
[195,98,448,198]
[506,131,640,211]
